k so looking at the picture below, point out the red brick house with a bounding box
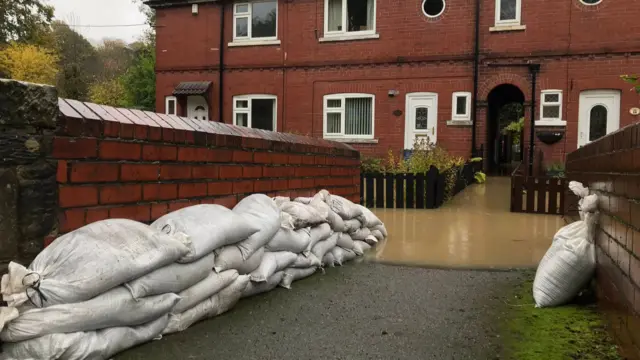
[146,0,640,174]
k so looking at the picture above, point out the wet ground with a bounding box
[118,263,523,360]
[370,177,564,269]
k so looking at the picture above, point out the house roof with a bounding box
[144,0,217,9]
[173,81,213,96]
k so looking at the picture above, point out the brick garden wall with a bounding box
[565,122,640,359]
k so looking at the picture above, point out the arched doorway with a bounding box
[486,84,525,176]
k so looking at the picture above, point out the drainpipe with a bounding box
[471,0,480,157]
[218,1,225,122]
[528,64,540,175]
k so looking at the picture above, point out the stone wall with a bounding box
[565,122,640,359]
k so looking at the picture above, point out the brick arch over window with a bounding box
[478,73,531,101]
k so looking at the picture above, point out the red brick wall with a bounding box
[54,98,360,238]
[566,122,640,359]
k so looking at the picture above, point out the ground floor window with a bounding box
[451,92,471,121]
[165,96,177,115]
[323,93,374,139]
[233,95,277,131]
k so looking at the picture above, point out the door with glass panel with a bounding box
[577,90,621,147]
[405,93,438,149]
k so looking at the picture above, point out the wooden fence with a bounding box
[510,175,566,215]
[360,163,476,209]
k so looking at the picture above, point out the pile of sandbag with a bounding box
[533,181,599,308]
[0,191,387,359]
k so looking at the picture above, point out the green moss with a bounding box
[501,274,621,360]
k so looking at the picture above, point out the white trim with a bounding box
[535,120,567,127]
[233,94,278,131]
[228,39,281,47]
[540,89,563,122]
[405,92,439,149]
[422,0,446,18]
[323,0,377,38]
[233,1,278,42]
[447,120,473,126]
[322,93,375,140]
[319,33,380,42]
[494,0,521,27]
[451,91,471,121]
[579,0,602,5]
[165,96,177,116]
[489,24,526,32]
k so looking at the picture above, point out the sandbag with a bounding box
[273,196,291,207]
[316,189,330,201]
[355,205,383,228]
[327,210,347,232]
[0,307,18,333]
[533,211,598,308]
[242,272,285,298]
[331,247,358,266]
[552,221,585,244]
[250,252,298,282]
[279,211,296,230]
[371,229,384,241]
[364,235,379,246]
[125,253,214,299]
[336,233,355,250]
[322,252,336,267]
[152,204,258,264]
[311,233,339,261]
[163,275,250,334]
[569,181,589,198]
[266,228,311,254]
[325,194,363,220]
[1,219,189,308]
[344,219,362,232]
[372,224,388,238]
[233,194,281,260]
[353,240,372,256]
[279,201,327,229]
[279,267,318,289]
[0,315,169,360]
[1,287,180,342]
[172,270,239,314]
[293,197,312,204]
[305,223,332,253]
[308,197,331,221]
[214,246,265,274]
[350,227,372,241]
[291,253,322,268]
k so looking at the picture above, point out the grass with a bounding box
[501,273,622,360]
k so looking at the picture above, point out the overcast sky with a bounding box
[47,0,149,44]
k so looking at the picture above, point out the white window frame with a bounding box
[323,0,377,39]
[536,89,566,126]
[451,92,471,121]
[323,93,375,140]
[165,96,177,116]
[232,1,278,42]
[494,0,521,27]
[233,94,278,131]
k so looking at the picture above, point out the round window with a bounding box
[422,0,445,18]
[580,0,602,5]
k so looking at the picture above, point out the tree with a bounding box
[0,42,58,84]
[95,39,134,82]
[89,77,128,107]
[0,0,54,45]
[622,75,640,94]
[121,44,156,110]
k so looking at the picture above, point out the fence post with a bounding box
[425,166,438,208]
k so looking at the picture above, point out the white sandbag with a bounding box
[344,219,362,232]
[327,210,347,233]
[233,194,281,260]
[364,235,379,246]
[266,228,311,254]
[163,275,250,334]
[242,271,285,298]
[331,247,358,266]
[291,253,322,268]
[336,233,355,250]
[1,219,189,308]
[0,287,180,342]
[353,240,373,256]
[311,233,339,261]
[0,315,169,360]
[125,253,214,299]
[279,211,296,230]
[305,223,333,253]
[372,224,388,238]
[172,270,239,314]
[552,221,585,244]
[533,211,598,308]
[279,201,327,229]
[322,252,336,267]
[325,194,363,220]
[350,227,371,241]
[293,197,312,204]
[308,197,331,220]
[0,307,18,333]
[214,246,265,274]
[355,205,383,228]
[316,189,330,201]
[371,229,384,241]
[250,252,298,282]
[569,181,589,198]
[279,267,318,289]
[152,204,259,264]
[273,196,291,207]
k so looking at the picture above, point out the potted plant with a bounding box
[545,162,565,178]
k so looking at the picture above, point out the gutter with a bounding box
[218,1,225,122]
[471,0,480,156]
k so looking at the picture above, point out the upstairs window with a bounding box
[495,0,521,26]
[540,90,563,122]
[234,1,278,41]
[233,95,277,131]
[325,0,376,36]
[165,96,177,116]
[451,92,471,121]
[323,93,374,139]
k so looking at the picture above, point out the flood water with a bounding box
[368,177,564,269]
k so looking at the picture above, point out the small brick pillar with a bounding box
[0,79,59,273]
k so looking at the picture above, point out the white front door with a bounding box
[578,90,621,147]
[405,92,438,149]
[187,96,209,121]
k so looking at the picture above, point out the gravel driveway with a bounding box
[117,262,522,360]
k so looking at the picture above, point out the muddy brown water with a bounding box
[367,177,564,269]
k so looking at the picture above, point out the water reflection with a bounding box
[368,177,564,269]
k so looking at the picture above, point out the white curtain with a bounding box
[366,0,374,30]
[345,98,372,136]
[328,0,343,31]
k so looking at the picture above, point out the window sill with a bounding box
[489,24,526,32]
[535,120,567,127]
[228,39,281,47]
[446,120,473,126]
[325,138,379,144]
[319,33,380,43]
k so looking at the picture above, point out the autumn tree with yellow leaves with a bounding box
[0,42,59,85]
